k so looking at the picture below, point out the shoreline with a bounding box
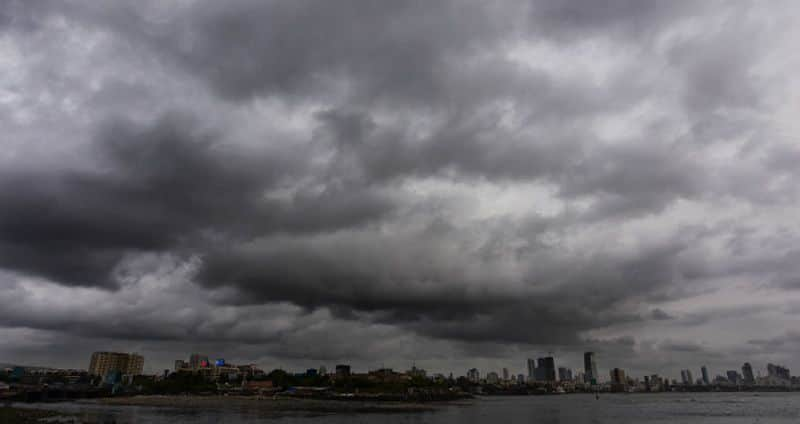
[80,395,461,413]
[1,406,78,423]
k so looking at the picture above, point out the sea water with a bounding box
[15,392,800,423]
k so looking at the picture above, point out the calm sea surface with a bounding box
[16,392,800,423]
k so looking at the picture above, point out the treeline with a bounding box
[131,370,449,395]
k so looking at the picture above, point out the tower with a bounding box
[583,352,598,384]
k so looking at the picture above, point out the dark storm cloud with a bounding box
[1,0,799,374]
[0,113,392,287]
[195,230,691,345]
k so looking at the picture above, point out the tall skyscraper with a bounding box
[701,366,709,385]
[502,368,509,381]
[583,352,598,384]
[537,357,556,382]
[741,362,755,384]
[680,369,694,385]
[88,352,144,377]
[527,358,536,380]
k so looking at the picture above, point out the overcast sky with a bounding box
[2,0,800,380]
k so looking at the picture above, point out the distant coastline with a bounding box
[83,394,459,413]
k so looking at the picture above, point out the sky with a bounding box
[2,0,800,381]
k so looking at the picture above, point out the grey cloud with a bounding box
[0,113,393,287]
[143,0,515,103]
[659,340,707,353]
[526,0,702,42]
[676,305,767,327]
[650,308,673,321]
[668,25,766,116]
[1,0,799,375]
[746,332,800,350]
[195,228,688,345]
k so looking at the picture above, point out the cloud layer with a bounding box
[2,0,800,378]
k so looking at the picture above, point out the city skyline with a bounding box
[4,348,792,389]
[3,0,800,378]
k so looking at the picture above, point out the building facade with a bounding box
[527,358,536,380]
[680,369,695,385]
[88,352,144,377]
[558,367,572,382]
[583,352,598,384]
[701,366,709,385]
[467,368,480,383]
[536,357,557,382]
[189,353,209,370]
[767,363,791,381]
[610,368,626,385]
[335,364,351,377]
[742,362,755,384]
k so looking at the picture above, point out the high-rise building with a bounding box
[486,371,500,384]
[701,366,710,385]
[335,364,351,377]
[726,370,740,384]
[767,363,791,381]
[527,358,536,380]
[649,374,661,391]
[609,368,627,392]
[88,352,144,377]
[502,368,509,381]
[537,357,556,382]
[610,368,626,385]
[467,368,480,383]
[680,369,693,385]
[189,353,209,370]
[558,367,572,381]
[741,363,755,384]
[583,352,598,384]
